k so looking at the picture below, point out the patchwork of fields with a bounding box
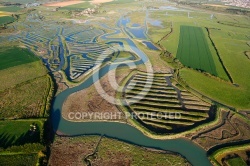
[0,45,52,165]
[152,9,250,109]
[0,47,53,119]
[0,6,18,26]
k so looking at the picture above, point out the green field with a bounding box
[0,47,39,70]
[0,76,53,118]
[0,143,44,166]
[0,120,43,148]
[0,6,21,12]
[178,15,250,109]
[0,47,52,118]
[180,68,250,109]
[176,25,224,77]
[226,157,247,166]
[150,8,250,109]
[0,154,38,166]
[0,16,14,26]
[0,61,47,91]
[59,2,93,11]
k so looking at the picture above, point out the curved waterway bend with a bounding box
[51,26,212,166]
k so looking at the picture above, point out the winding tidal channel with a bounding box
[51,21,212,166]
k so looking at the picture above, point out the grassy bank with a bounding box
[180,68,250,110]
[0,47,39,70]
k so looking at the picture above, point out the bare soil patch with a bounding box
[91,0,114,4]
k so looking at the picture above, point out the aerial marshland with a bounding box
[0,0,249,165]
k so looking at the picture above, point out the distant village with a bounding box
[222,0,250,8]
[0,2,98,15]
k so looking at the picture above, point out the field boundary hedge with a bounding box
[205,27,233,83]
[41,75,54,117]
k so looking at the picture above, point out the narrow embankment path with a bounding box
[205,27,234,83]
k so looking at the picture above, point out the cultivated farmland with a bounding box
[0,120,43,148]
[0,6,21,12]
[0,154,38,166]
[0,76,53,119]
[0,47,53,118]
[0,61,47,91]
[0,16,14,26]
[176,25,225,78]
[0,47,39,70]
[0,143,45,165]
